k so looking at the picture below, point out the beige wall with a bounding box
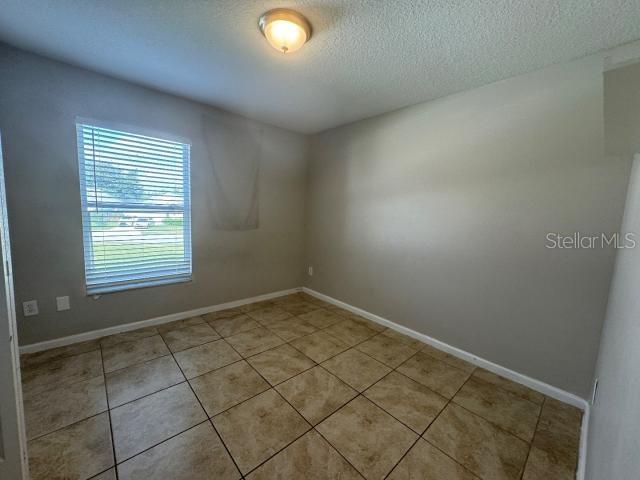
[586,62,640,479]
[305,56,631,397]
[0,45,308,345]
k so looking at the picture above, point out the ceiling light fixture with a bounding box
[258,8,311,54]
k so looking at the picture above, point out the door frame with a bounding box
[0,133,29,478]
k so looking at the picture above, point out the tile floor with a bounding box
[20,292,583,480]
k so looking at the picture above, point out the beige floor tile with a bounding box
[380,329,425,350]
[190,361,269,416]
[21,340,100,369]
[397,352,471,399]
[203,307,244,321]
[247,344,316,385]
[28,412,113,480]
[173,339,241,378]
[213,389,310,474]
[117,422,239,480]
[298,309,345,329]
[453,376,541,442]
[472,369,545,405]
[532,398,582,471]
[522,446,576,480]
[324,319,379,346]
[105,355,184,407]
[321,349,391,392]
[24,375,107,440]
[298,294,333,308]
[403,443,482,480]
[325,305,351,315]
[357,334,418,368]
[111,383,206,462]
[22,350,103,397]
[276,366,357,425]
[161,323,220,352]
[225,326,284,357]
[247,430,362,480]
[280,301,322,316]
[316,396,417,480]
[424,403,529,480]
[90,468,116,480]
[364,372,447,433]
[267,317,317,341]
[272,293,307,304]
[289,331,349,363]
[208,314,260,337]
[420,344,476,373]
[329,307,355,318]
[388,439,479,479]
[99,326,159,348]
[239,300,274,312]
[156,316,204,334]
[339,313,387,333]
[246,306,292,326]
[102,335,170,373]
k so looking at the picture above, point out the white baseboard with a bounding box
[577,408,589,480]
[302,286,590,480]
[19,287,301,354]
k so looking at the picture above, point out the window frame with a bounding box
[75,117,193,295]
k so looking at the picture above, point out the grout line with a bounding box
[272,317,424,478]
[109,378,189,412]
[389,338,480,476]
[383,366,476,479]
[208,333,277,479]
[217,313,365,477]
[100,337,240,474]
[115,418,212,466]
[87,467,118,480]
[519,397,546,479]
[102,350,173,376]
[421,437,483,479]
[448,400,538,446]
[310,394,373,478]
[236,363,315,476]
[208,419,246,480]
[99,343,120,480]
[156,332,245,479]
[461,368,547,408]
[25,405,109,443]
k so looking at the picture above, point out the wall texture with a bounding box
[0,45,308,345]
[586,62,640,480]
[305,56,631,397]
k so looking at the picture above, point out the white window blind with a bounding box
[76,121,192,294]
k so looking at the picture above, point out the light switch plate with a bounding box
[56,296,70,311]
[23,300,38,317]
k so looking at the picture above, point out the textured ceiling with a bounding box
[1,1,640,133]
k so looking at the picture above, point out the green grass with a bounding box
[89,214,187,268]
[91,241,185,268]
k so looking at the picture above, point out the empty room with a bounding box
[0,1,639,479]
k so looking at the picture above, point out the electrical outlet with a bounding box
[308,266,314,276]
[56,296,70,311]
[22,300,39,317]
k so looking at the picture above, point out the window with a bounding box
[76,120,192,294]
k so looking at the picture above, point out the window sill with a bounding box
[86,275,192,296]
